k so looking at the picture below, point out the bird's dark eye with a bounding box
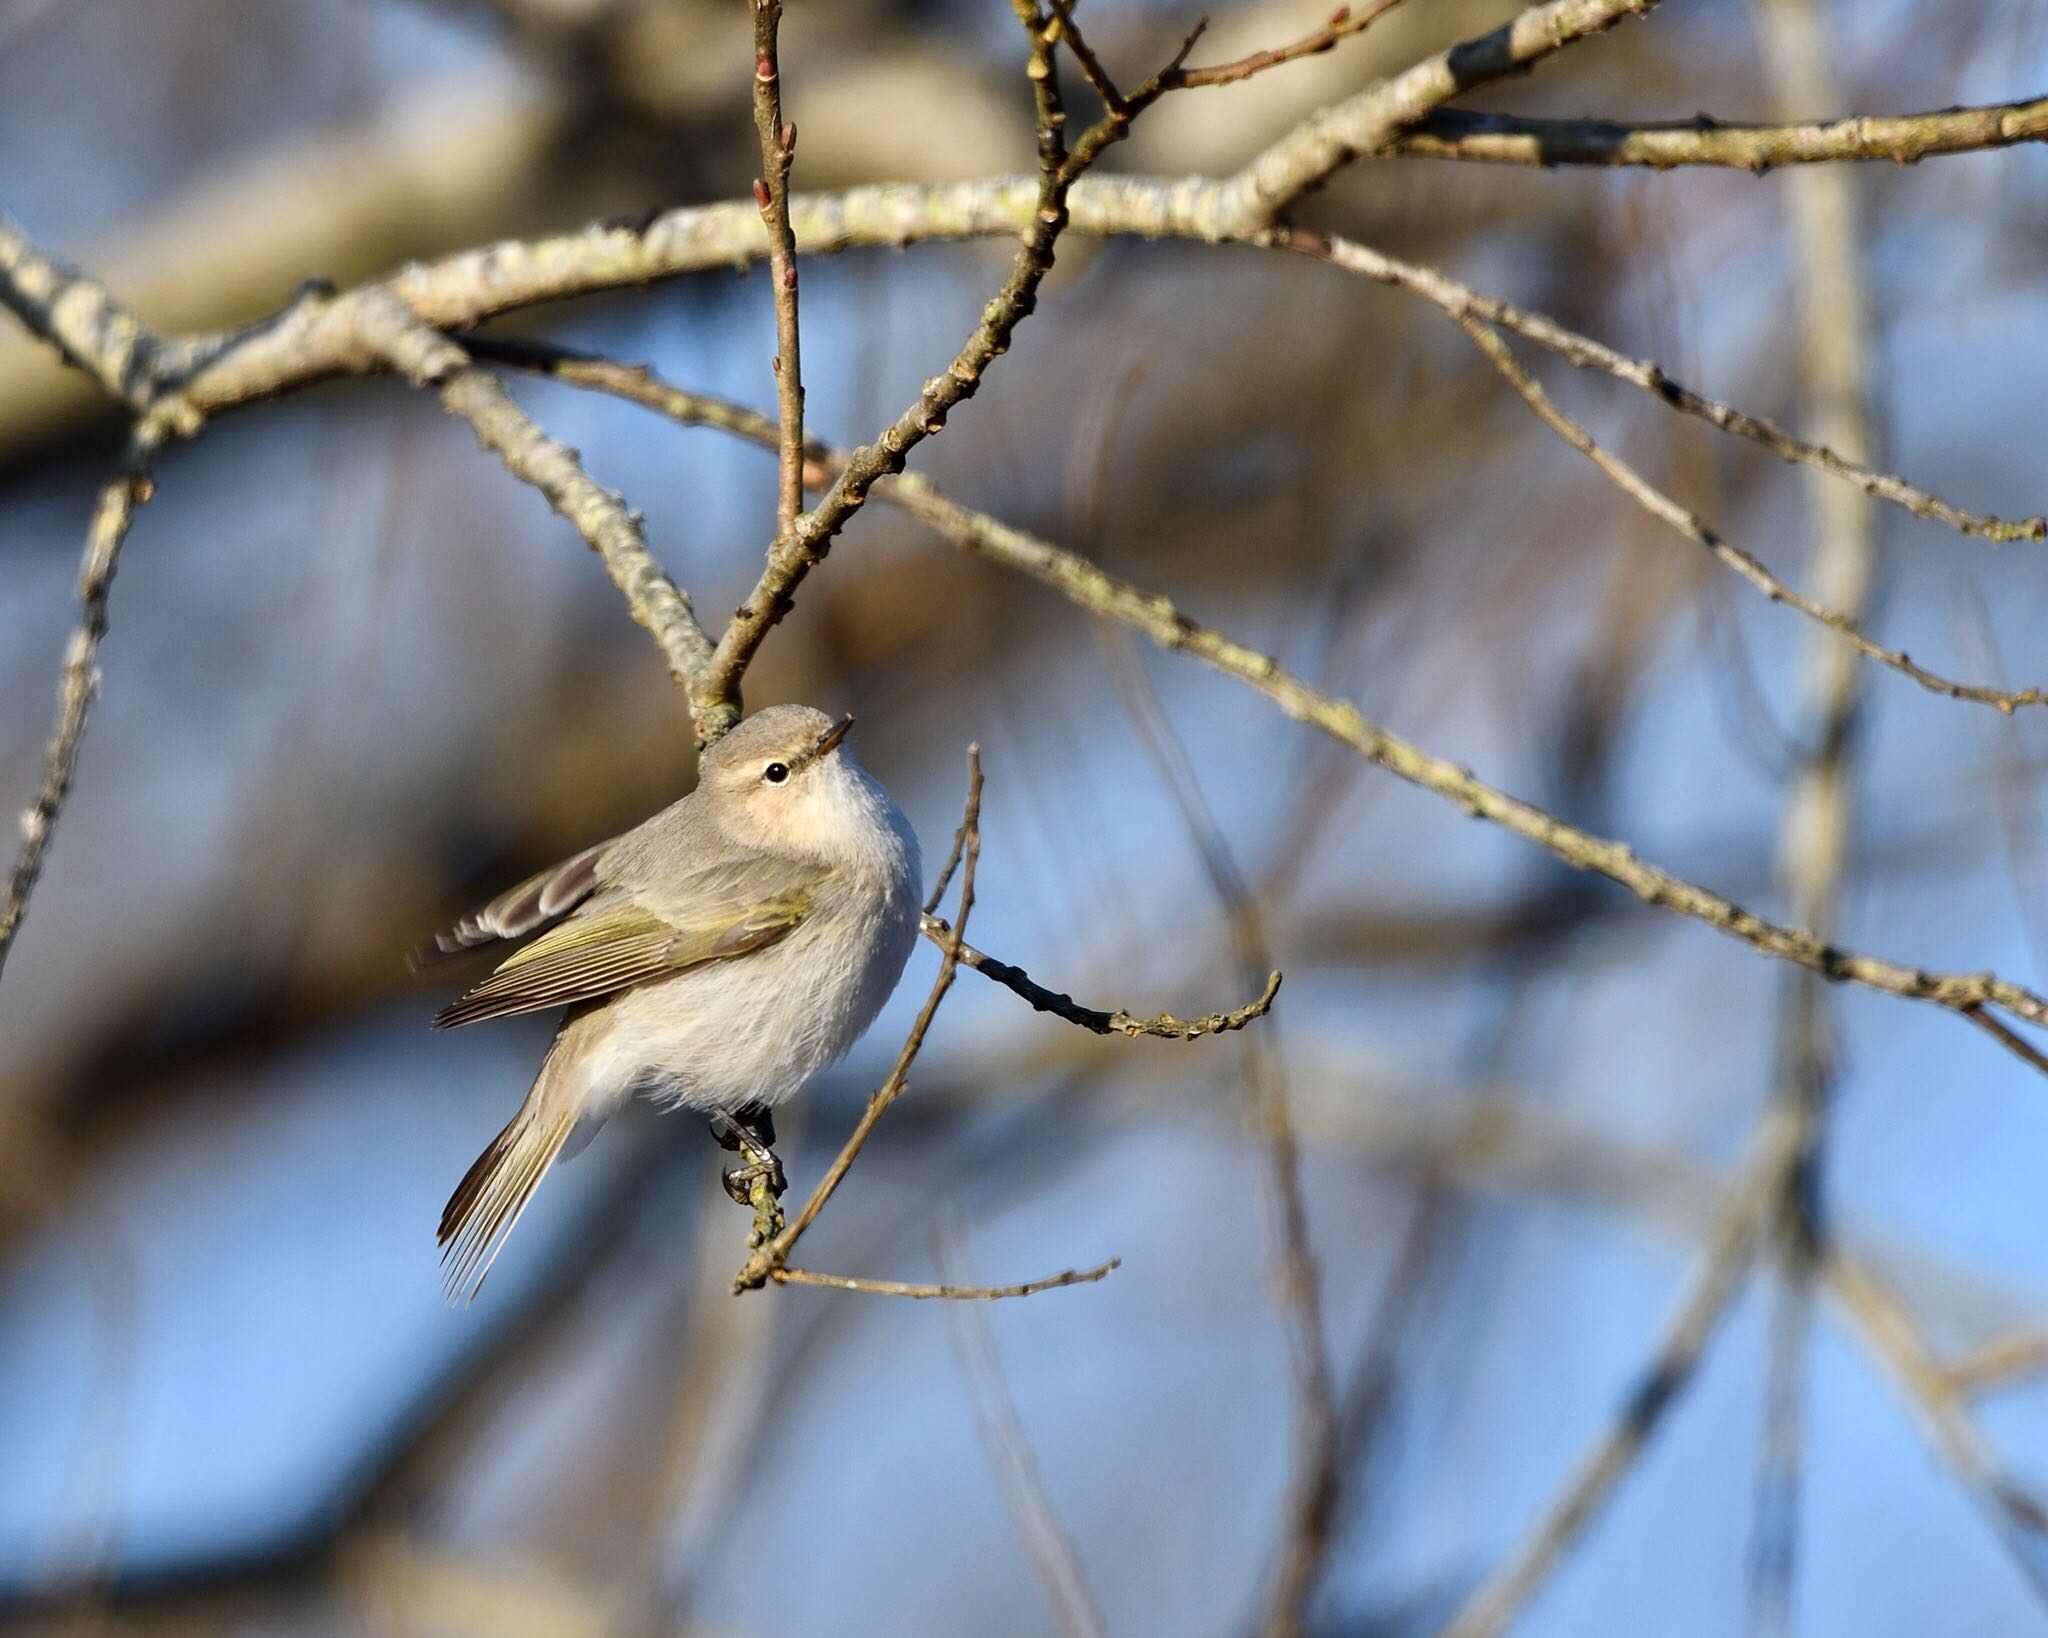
[763,761,790,784]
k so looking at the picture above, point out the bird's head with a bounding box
[699,704,871,859]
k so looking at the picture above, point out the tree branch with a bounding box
[450,341,2048,1068]
[1220,0,1662,225]
[0,430,163,985]
[1169,0,1409,91]
[1277,227,2044,543]
[0,213,191,424]
[349,293,723,737]
[694,0,1085,717]
[1448,308,2048,713]
[1440,1126,1786,1638]
[749,0,807,543]
[1392,96,2048,169]
[772,1258,1120,1300]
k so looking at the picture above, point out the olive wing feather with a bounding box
[433,871,823,1028]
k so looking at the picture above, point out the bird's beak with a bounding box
[813,713,854,760]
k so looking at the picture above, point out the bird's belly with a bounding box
[590,902,914,1112]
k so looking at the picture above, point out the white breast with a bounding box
[570,759,922,1116]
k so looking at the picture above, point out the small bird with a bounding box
[421,705,921,1298]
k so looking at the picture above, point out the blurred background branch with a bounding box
[6,0,2048,1635]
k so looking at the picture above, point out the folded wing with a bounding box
[433,871,823,1028]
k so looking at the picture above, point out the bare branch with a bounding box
[1827,1251,2048,1601]
[11,187,2035,561]
[1170,0,1408,91]
[1391,96,2048,169]
[923,913,1284,1040]
[1448,309,2048,713]
[733,749,984,1293]
[1221,0,1663,225]
[1940,1331,2048,1398]
[1279,228,2044,543]
[1440,1129,1789,1638]
[456,343,2048,1064]
[0,431,162,986]
[772,1258,1120,1300]
[349,294,725,739]
[941,1232,1109,1638]
[749,0,807,542]
[0,213,191,425]
[696,0,1087,716]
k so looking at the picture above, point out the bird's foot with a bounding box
[719,1150,787,1207]
[710,1105,786,1245]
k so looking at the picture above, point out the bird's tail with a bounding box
[438,1078,576,1303]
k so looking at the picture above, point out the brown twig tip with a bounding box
[1172,0,1403,90]
[770,1256,1121,1301]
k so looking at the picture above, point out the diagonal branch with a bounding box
[1279,227,2043,543]
[695,0,1085,717]
[1440,1127,1786,1638]
[452,343,2048,1065]
[1826,1251,2048,1602]
[1220,0,1663,225]
[1391,97,2048,169]
[348,294,723,737]
[1447,308,2048,713]
[0,214,191,425]
[941,1229,1110,1638]
[0,430,164,985]
[1170,0,1409,91]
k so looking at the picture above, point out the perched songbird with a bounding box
[421,705,921,1298]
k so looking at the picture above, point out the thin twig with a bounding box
[749,0,805,541]
[1440,1129,1792,1638]
[1446,310,2047,714]
[696,0,1087,716]
[0,429,162,987]
[1044,0,1127,116]
[1825,1251,2048,1602]
[940,1231,1109,1638]
[733,749,983,1293]
[772,1257,1120,1300]
[1097,632,1336,1638]
[1171,0,1408,90]
[1280,227,2043,544]
[924,913,1283,1039]
[1940,1332,2048,1397]
[921,808,973,918]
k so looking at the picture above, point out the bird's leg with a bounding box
[709,1103,786,1246]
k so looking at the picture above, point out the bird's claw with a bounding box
[721,1152,787,1206]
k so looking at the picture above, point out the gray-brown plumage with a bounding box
[422,706,921,1299]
